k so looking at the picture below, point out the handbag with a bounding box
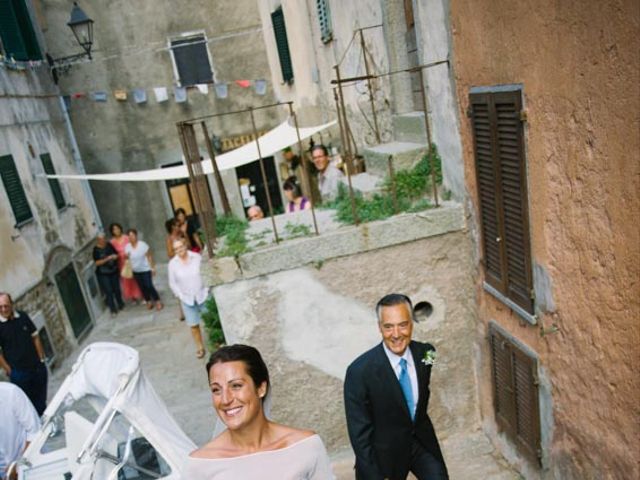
[121,259,133,279]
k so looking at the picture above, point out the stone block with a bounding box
[362,141,426,177]
[392,111,428,144]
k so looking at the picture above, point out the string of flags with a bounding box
[65,79,269,106]
[1,57,269,104]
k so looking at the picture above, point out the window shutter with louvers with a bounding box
[41,153,66,210]
[170,35,213,87]
[489,325,541,465]
[470,88,534,315]
[0,154,33,225]
[271,7,294,84]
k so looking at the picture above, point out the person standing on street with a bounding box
[343,293,448,480]
[125,229,163,311]
[93,232,124,317]
[0,381,41,480]
[0,293,48,416]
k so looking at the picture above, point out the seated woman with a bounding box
[283,176,312,213]
[185,344,334,479]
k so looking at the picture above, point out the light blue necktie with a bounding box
[399,358,415,420]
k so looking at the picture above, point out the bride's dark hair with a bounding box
[206,344,270,399]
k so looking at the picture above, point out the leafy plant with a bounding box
[201,296,225,350]
[215,214,250,257]
[283,222,313,239]
[322,145,442,225]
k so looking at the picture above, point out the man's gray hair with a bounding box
[375,293,415,323]
[0,292,13,304]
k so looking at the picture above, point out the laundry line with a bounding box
[45,117,336,182]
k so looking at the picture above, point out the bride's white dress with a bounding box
[184,434,335,479]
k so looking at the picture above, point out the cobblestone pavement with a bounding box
[49,264,520,479]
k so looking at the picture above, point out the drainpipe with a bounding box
[58,96,102,232]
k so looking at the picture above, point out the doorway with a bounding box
[55,263,92,339]
[235,156,283,218]
[163,162,213,227]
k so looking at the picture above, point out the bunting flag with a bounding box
[71,92,86,99]
[196,84,209,95]
[92,91,107,102]
[154,87,168,103]
[214,83,228,99]
[254,79,267,95]
[114,90,127,101]
[235,79,251,88]
[133,88,147,104]
[174,86,187,103]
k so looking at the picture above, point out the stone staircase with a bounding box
[361,111,429,178]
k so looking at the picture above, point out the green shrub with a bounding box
[215,214,250,257]
[322,145,442,225]
[201,296,225,350]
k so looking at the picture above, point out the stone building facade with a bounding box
[38,0,284,257]
[0,8,102,369]
[448,0,640,477]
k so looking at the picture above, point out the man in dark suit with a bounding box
[344,293,448,479]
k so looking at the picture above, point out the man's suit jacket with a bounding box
[344,341,445,480]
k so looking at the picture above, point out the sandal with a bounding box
[155,302,164,311]
[196,349,205,359]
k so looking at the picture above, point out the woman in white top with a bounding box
[124,229,163,311]
[168,237,208,358]
[185,344,335,480]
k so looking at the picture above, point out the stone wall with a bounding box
[39,0,281,257]
[210,206,483,456]
[449,0,640,478]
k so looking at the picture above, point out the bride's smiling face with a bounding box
[210,360,267,430]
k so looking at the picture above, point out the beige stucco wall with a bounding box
[450,0,640,478]
[211,208,483,460]
[0,65,100,359]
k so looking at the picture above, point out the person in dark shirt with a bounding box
[0,292,48,416]
[93,232,124,316]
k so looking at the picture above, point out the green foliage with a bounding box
[283,222,313,239]
[215,214,250,257]
[201,296,225,350]
[322,145,442,225]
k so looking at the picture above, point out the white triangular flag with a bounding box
[196,84,209,95]
[154,87,168,103]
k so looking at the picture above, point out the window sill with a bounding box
[15,217,35,229]
[483,282,537,325]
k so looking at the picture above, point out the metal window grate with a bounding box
[316,0,333,43]
[470,89,534,314]
[489,327,541,464]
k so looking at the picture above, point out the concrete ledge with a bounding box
[206,204,465,286]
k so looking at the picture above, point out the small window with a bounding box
[0,154,33,225]
[0,0,42,61]
[271,7,294,84]
[469,87,534,316]
[316,0,333,43]
[41,153,66,210]
[489,325,541,464]
[169,33,214,87]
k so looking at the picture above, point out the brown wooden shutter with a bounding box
[494,92,534,313]
[470,89,534,314]
[489,326,541,465]
[470,93,505,290]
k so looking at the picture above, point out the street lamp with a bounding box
[46,2,94,83]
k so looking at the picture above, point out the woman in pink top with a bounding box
[109,223,143,304]
[185,345,334,479]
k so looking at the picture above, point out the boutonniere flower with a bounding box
[421,349,436,366]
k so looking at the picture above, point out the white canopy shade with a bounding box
[46,118,336,182]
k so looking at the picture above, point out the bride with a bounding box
[185,344,335,479]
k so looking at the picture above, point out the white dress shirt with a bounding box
[318,164,345,200]
[168,251,208,306]
[0,382,41,475]
[383,343,419,411]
